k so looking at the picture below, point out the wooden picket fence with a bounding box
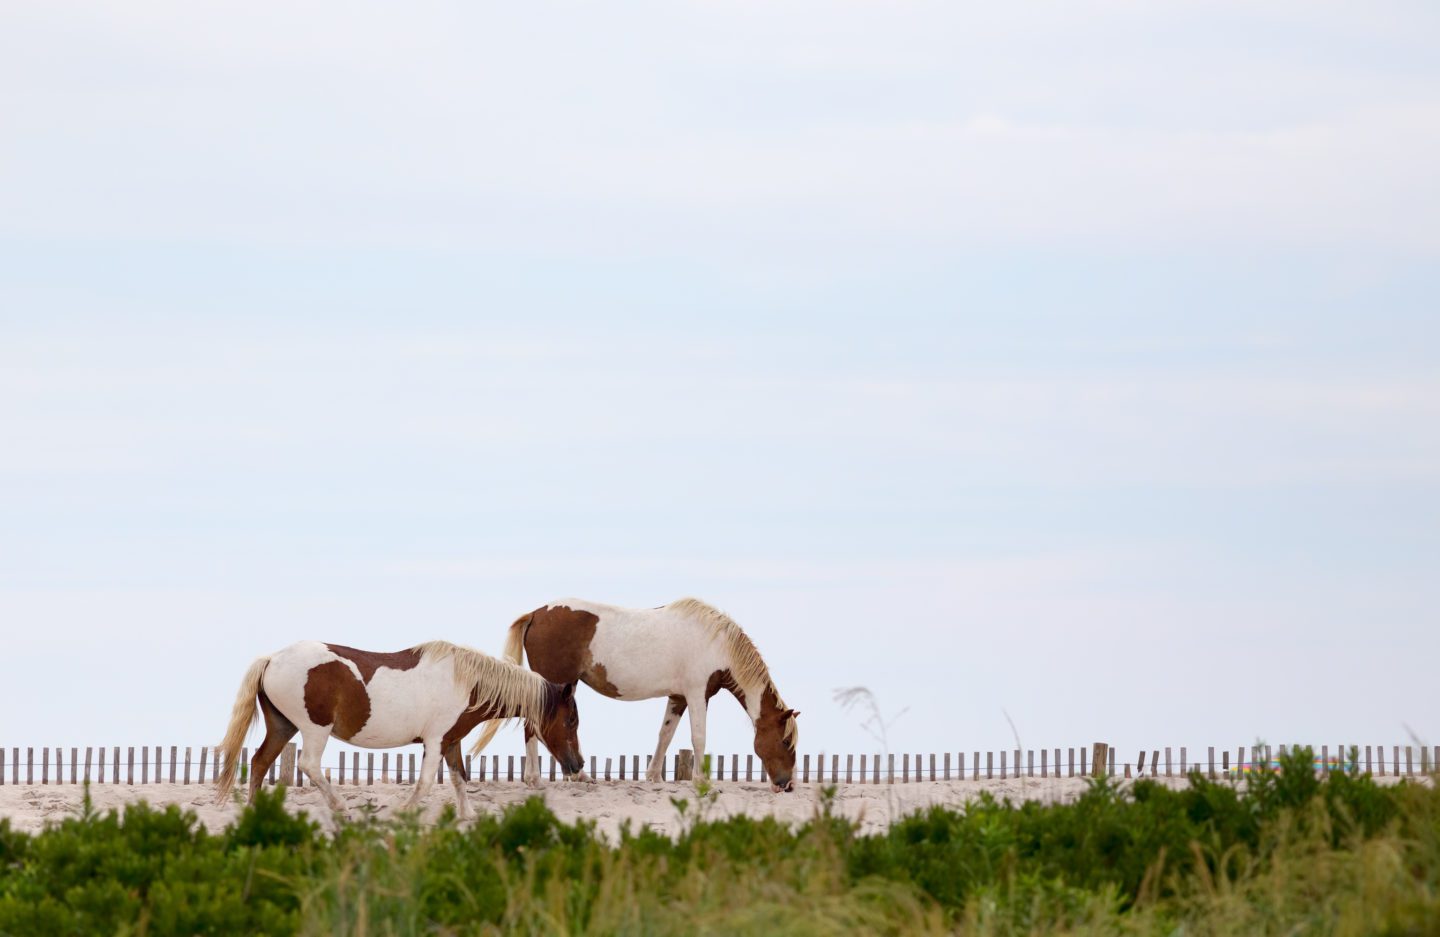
[1,742,1435,788]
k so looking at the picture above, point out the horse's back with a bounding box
[533,599,728,700]
[259,641,469,748]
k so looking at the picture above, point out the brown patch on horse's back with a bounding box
[325,645,423,684]
[303,661,372,740]
[524,605,601,683]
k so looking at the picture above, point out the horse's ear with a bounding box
[788,709,801,719]
[561,682,577,700]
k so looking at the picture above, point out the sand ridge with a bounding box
[0,775,1194,841]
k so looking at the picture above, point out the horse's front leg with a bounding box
[647,696,687,782]
[442,741,472,820]
[401,740,442,813]
[686,697,708,788]
[523,726,542,789]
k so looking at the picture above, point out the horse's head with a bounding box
[755,705,800,793]
[536,681,586,777]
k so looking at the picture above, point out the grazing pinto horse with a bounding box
[472,598,799,791]
[214,640,584,817]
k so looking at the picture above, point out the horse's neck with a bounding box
[469,687,540,723]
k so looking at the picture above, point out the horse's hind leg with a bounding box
[248,688,297,802]
[441,741,472,820]
[297,729,345,814]
[647,695,687,782]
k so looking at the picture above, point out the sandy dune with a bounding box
[0,775,1195,840]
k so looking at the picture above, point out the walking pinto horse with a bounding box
[214,640,585,817]
[471,598,799,791]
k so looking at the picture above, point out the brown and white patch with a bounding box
[524,605,626,699]
[325,645,422,684]
[303,660,372,740]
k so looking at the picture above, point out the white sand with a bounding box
[0,775,1195,840]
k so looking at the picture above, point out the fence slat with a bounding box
[100,746,107,784]
[847,754,854,784]
[1091,742,1108,778]
[889,753,895,784]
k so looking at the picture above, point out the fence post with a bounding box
[279,744,296,786]
[1091,742,1108,778]
[677,749,695,781]
[888,753,895,784]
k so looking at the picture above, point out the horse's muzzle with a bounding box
[771,778,795,793]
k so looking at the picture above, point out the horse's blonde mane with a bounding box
[412,640,548,727]
[667,598,798,745]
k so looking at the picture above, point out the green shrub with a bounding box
[0,753,1434,936]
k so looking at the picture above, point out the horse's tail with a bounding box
[214,655,270,802]
[468,612,532,757]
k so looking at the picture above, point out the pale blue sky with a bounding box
[2,1,1437,771]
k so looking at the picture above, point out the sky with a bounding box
[2,1,1438,776]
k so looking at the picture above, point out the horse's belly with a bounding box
[344,666,467,748]
[587,624,727,699]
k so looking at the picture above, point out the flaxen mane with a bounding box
[667,598,798,745]
[412,640,549,728]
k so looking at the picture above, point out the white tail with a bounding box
[468,613,530,756]
[213,655,269,801]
